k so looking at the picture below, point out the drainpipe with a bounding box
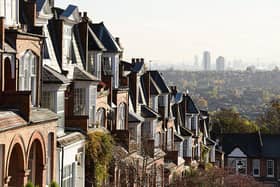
[60,146,64,186]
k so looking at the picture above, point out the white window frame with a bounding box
[41,91,56,112]
[117,103,126,130]
[19,51,37,106]
[62,164,73,187]
[267,160,274,177]
[74,88,86,115]
[252,159,260,177]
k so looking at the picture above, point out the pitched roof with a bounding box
[185,94,199,114]
[149,71,170,94]
[88,25,106,51]
[141,105,160,119]
[174,93,183,104]
[60,5,79,19]
[180,126,193,136]
[221,133,280,158]
[90,22,122,53]
[73,66,99,81]
[42,65,70,84]
[57,132,86,147]
[128,112,144,123]
[131,61,145,73]
[174,133,184,142]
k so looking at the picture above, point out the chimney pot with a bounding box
[132,58,135,63]
[140,58,144,63]
[136,58,140,63]
[83,12,87,18]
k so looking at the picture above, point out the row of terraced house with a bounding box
[0,0,223,187]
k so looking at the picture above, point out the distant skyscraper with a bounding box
[202,51,211,71]
[194,55,199,67]
[216,56,225,71]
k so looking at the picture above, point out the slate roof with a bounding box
[88,24,106,51]
[42,65,70,84]
[221,133,280,158]
[36,0,46,12]
[150,78,162,95]
[131,61,145,73]
[174,93,183,104]
[174,133,184,142]
[90,22,122,53]
[60,5,78,18]
[185,95,199,114]
[141,105,160,119]
[121,61,133,71]
[128,112,144,123]
[180,126,193,137]
[73,66,99,81]
[149,71,170,94]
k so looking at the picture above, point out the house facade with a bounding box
[0,0,58,186]
[222,133,280,187]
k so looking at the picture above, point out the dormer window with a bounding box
[19,50,37,106]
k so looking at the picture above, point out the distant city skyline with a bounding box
[56,0,280,65]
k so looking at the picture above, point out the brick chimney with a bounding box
[0,17,4,50]
[24,1,37,26]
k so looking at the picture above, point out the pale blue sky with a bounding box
[56,0,280,64]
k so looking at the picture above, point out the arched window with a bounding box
[117,103,126,130]
[96,108,106,128]
[19,50,37,105]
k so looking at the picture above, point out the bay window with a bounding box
[96,108,106,128]
[19,51,37,106]
[41,91,55,112]
[117,103,126,130]
[74,88,86,115]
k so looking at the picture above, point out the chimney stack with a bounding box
[140,58,144,63]
[0,17,4,50]
[132,58,136,64]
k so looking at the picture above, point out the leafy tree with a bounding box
[86,131,114,187]
[210,108,259,138]
[257,99,280,134]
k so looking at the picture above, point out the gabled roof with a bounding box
[73,66,99,81]
[141,105,160,119]
[150,78,162,95]
[42,65,70,84]
[60,5,80,23]
[90,22,122,53]
[221,134,262,157]
[185,94,199,114]
[36,0,52,14]
[149,71,170,94]
[88,25,106,51]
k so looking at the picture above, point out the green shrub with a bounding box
[49,181,59,187]
[24,181,34,187]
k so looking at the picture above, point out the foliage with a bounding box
[170,167,262,187]
[257,99,280,134]
[86,131,114,187]
[24,181,35,187]
[210,108,259,138]
[49,181,59,187]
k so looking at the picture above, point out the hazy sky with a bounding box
[56,0,280,65]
